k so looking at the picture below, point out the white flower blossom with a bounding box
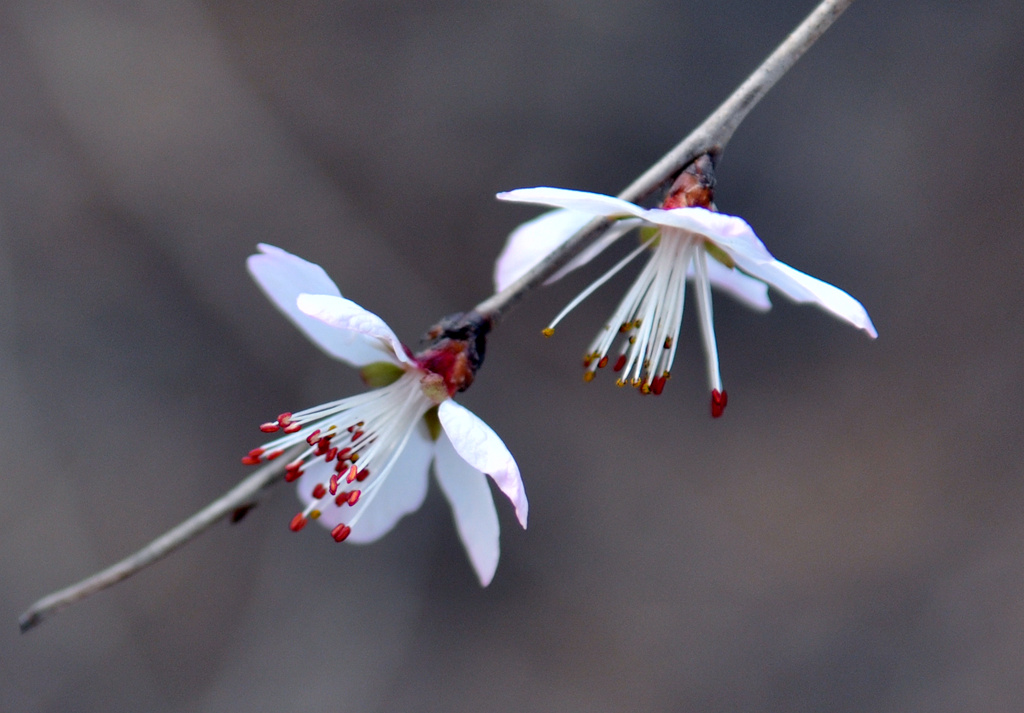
[244,244,527,585]
[496,184,876,417]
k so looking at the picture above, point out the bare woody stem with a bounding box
[473,0,856,325]
[18,447,302,632]
[19,0,853,632]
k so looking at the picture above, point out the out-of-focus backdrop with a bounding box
[2,1,1023,710]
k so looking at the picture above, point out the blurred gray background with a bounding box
[2,1,1023,711]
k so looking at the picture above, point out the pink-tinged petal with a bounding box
[296,420,434,541]
[649,207,775,263]
[733,258,878,338]
[437,400,528,528]
[494,209,642,291]
[702,257,772,312]
[497,187,648,220]
[434,432,500,586]
[297,293,416,367]
[250,244,389,366]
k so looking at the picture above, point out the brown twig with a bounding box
[19,447,300,632]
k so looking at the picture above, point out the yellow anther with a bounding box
[310,509,322,520]
[541,327,554,337]
[583,371,595,383]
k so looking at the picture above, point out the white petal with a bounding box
[434,432,501,586]
[297,294,417,367]
[437,400,528,528]
[296,420,434,541]
[247,244,397,367]
[551,218,644,284]
[497,187,648,220]
[494,209,642,291]
[703,257,772,312]
[733,258,878,337]
[648,208,775,263]
[494,209,589,291]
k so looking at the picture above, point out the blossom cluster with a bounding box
[244,157,874,585]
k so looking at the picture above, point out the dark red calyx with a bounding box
[662,154,716,210]
[417,311,492,394]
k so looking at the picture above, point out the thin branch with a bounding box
[474,0,856,324]
[19,447,300,632]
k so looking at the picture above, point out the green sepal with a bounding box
[639,226,660,247]
[360,361,405,387]
[423,405,442,441]
[704,242,736,269]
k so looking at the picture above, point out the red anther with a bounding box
[259,422,280,433]
[315,435,334,456]
[651,375,667,395]
[241,455,261,466]
[312,483,327,499]
[329,474,339,495]
[285,460,304,481]
[710,389,728,418]
[614,355,627,372]
[355,468,370,482]
[266,449,284,461]
[351,430,364,442]
[597,356,609,369]
[306,429,322,446]
[337,447,351,461]
[248,448,265,458]
[345,465,359,484]
[331,524,352,542]
[277,412,293,425]
[289,513,308,532]
[324,447,338,462]
[334,492,348,506]
[347,490,361,506]
[583,356,593,368]
[282,422,302,434]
